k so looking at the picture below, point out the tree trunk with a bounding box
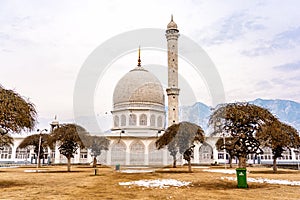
[238,156,247,168]
[37,156,41,168]
[273,157,278,173]
[173,156,177,168]
[67,157,71,172]
[93,157,97,168]
[188,160,192,172]
[229,155,233,168]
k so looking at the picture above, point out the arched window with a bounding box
[15,147,30,159]
[121,115,126,126]
[157,116,163,128]
[139,114,147,126]
[79,148,88,163]
[130,141,145,165]
[199,143,213,163]
[0,146,12,159]
[129,114,137,126]
[150,115,155,127]
[114,115,119,127]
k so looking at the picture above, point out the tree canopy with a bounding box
[256,121,300,172]
[0,132,13,148]
[86,135,110,168]
[0,85,37,134]
[50,124,88,171]
[215,137,238,168]
[156,121,205,172]
[209,103,277,168]
[18,133,51,167]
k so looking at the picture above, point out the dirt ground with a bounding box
[0,165,299,200]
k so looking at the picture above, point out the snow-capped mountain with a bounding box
[179,99,300,133]
[250,98,300,131]
[179,102,212,131]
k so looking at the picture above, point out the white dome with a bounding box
[113,66,164,106]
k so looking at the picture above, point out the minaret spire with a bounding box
[137,46,141,67]
[166,16,180,126]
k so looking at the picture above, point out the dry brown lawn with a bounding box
[0,165,300,200]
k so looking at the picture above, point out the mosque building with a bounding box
[102,16,182,166]
[1,17,298,167]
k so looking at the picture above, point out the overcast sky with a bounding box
[1,0,300,128]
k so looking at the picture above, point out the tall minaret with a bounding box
[166,15,180,127]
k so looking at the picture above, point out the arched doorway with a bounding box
[148,141,163,165]
[111,141,126,165]
[130,140,145,165]
[199,143,213,164]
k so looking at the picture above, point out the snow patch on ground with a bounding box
[24,169,47,173]
[124,166,151,169]
[222,177,300,186]
[0,166,18,169]
[192,166,209,169]
[120,169,154,173]
[119,179,191,188]
[203,169,236,174]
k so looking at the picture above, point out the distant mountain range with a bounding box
[36,98,300,135]
[180,98,300,133]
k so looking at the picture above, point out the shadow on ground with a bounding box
[0,180,28,188]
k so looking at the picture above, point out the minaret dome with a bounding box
[167,15,178,29]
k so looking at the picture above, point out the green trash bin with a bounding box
[115,164,120,171]
[236,168,248,188]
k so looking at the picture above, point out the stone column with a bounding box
[166,16,180,127]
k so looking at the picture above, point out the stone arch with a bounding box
[121,114,126,126]
[111,141,126,165]
[129,114,137,126]
[150,114,156,127]
[130,140,145,165]
[148,141,163,165]
[114,115,119,127]
[139,114,147,126]
[199,143,213,164]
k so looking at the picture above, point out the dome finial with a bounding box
[137,46,141,67]
[167,15,178,29]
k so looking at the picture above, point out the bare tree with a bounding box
[215,137,237,168]
[49,124,88,172]
[0,130,13,148]
[0,85,36,145]
[256,121,300,172]
[209,103,276,168]
[86,135,110,168]
[156,121,205,172]
[18,133,51,167]
[167,140,178,168]
[0,85,36,134]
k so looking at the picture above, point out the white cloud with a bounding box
[1,0,300,126]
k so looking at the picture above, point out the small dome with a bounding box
[113,67,164,106]
[167,15,178,29]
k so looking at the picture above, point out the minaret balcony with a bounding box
[166,88,180,95]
